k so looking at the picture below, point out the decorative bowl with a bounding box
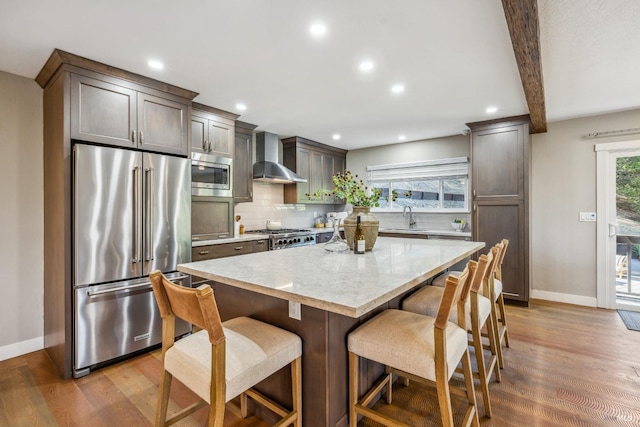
[451,220,466,232]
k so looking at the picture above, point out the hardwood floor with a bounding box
[1,300,640,426]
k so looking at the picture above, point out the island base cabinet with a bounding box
[210,282,405,427]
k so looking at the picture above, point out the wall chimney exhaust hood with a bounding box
[253,132,307,183]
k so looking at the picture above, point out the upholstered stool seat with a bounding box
[403,286,491,328]
[348,309,468,380]
[165,316,302,403]
[432,271,461,287]
[493,278,503,298]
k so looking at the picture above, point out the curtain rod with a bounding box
[585,127,640,138]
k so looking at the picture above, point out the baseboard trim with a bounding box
[0,336,44,362]
[531,289,597,307]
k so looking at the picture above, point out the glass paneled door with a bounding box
[596,140,640,311]
[614,156,640,309]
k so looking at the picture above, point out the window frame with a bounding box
[367,157,470,213]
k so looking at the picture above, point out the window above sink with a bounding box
[367,157,469,213]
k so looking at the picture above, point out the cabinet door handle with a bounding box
[473,204,477,212]
[208,141,213,152]
[256,240,264,244]
[198,250,210,255]
[140,131,144,144]
[203,139,208,151]
[131,130,136,143]
[234,246,244,251]
[473,189,476,197]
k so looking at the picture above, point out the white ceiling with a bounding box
[0,0,638,150]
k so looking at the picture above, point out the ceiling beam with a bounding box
[502,0,547,133]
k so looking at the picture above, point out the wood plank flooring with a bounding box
[1,300,640,426]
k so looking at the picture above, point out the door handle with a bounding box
[198,250,210,255]
[609,224,617,237]
[132,167,141,263]
[139,131,144,144]
[203,139,208,151]
[145,167,154,261]
[131,130,136,143]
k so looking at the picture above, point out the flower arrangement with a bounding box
[307,170,382,207]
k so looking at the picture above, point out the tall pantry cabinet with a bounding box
[468,115,531,305]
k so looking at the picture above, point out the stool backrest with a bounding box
[483,244,502,299]
[150,270,225,346]
[470,253,492,295]
[436,260,475,331]
[495,239,509,281]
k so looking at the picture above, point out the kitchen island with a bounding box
[178,237,484,427]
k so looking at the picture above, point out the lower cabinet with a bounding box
[316,231,333,243]
[191,239,268,286]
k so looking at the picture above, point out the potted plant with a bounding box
[309,171,381,250]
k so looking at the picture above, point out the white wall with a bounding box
[530,108,640,305]
[346,134,472,231]
[0,70,43,360]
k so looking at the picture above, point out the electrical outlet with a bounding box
[289,301,301,320]
[579,212,596,222]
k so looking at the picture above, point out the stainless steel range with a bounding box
[246,229,317,250]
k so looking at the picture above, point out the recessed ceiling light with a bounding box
[309,22,327,37]
[398,135,406,141]
[485,106,498,114]
[235,103,247,111]
[391,84,405,94]
[147,59,164,70]
[332,133,341,140]
[359,60,375,72]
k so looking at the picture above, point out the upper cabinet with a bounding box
[282,136,347,204]
[70,74,190,156]
[234,121,258,203]
[191,103,238,157]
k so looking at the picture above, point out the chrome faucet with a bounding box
[403,205,417,229]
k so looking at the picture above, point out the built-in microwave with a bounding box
[191,152,233,197]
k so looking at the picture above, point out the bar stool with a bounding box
[433,241,510,368]
[402,250,500,417]
[149,271,302,427]
[347,262,480,427]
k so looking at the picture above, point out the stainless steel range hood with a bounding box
[253,132,307,183]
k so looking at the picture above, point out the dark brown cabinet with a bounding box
[191,103,237,157]
[191,196,235,241]
[70,73,189,156]
[469,116,530,304]
[282,136,347,204]
[234,121,258,202]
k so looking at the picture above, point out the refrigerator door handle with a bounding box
[145,167,154,261]
[132,166,141,263]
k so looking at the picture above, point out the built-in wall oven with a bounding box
[191,152,233,197]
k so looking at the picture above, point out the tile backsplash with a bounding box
[234,182,344,230]
[235,182,471,233]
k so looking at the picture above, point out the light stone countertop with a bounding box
[179,237,484,318]
[379,228,472,238]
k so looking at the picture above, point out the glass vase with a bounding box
[324,215,349,252]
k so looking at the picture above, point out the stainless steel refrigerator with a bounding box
[73,144,191,377]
